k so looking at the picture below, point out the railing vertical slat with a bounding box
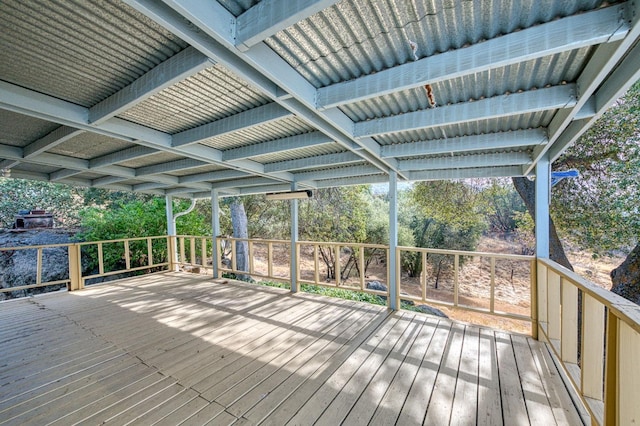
[421,251,427,303]
[249,241,254,274]
[147,238,153,266]
[36,248,43,285]
[201,238,207,268]
[530,259,538,339]
[489,257,496,313]
[267,242,273,278]
[617,320,640,425]
[296,243,300,283]
[454,254,459,307]
[359,247,365,291]
[98,243,104,275]
[179,237,186,265]
[231,239,237,272]
[314,244,319,284]
[68,244,82,291]
[190,238,196,265]
[604,311,618,426]
[547,269,561,341]
[581,294,605,401]
[335,244,341,287]
[561,278,578,364]
[124,240,130,270]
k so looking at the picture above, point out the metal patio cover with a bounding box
[1,0,639,198]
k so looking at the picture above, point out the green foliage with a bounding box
[256,280,387,306]
[219,195,289,239]
[76,198,210,271]
[300,186,371,279]
[403,182,486,280]
[481,180,526,233]
[0,178,83,228]
[552,81,640,255]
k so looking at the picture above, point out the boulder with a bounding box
[0,229,79,299]
[415,304,448,318]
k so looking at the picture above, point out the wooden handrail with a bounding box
[537,258,640,425]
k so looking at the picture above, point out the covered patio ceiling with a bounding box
[1,0,639,199]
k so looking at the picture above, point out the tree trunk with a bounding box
[611,242,640,304]
[512,177,574,271]
[230,198,250,281]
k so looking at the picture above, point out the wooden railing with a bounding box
[0,242,75,294]
[296,241,390,300]
[537,258,640,426]
[77,236,170,287]
[397,247,536,332]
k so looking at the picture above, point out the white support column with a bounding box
[211,189,221,278]
[535,155,550,259]
[290,182,299,293]
[388,171,399,310]
[165,195,178,271]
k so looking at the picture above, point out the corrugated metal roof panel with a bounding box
[117,152,184,169]
[200,116,315,150]
[374,110,555,145]
[50,133,132,159]
[169,164,226,177]
[118,65,272,134]
[13,163,59,174]
[0,0,187,107]
[341,48,590,121]
[0,110,60,148]
[251,143,345,163]
[266,0,609,88]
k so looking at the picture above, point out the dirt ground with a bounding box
[221,235,624,335]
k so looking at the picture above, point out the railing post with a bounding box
[211,189,221,278]
[68,244,82,291]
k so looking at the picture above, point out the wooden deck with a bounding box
[0,272,583,425]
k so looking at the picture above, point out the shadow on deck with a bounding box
[0,272,584,425]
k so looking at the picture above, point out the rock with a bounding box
[415,304,448,318]
[365,281,414,305]
[0,229,82,299]
[366,281,387,292]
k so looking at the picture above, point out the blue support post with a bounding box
[388,171,398,310]
[290,183,299,293]
[211,189,220,278]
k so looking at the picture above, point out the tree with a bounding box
[229,198,250,280]
[300,186,370,280]
[0,178,83,228]
[409,181,487,287]
[514,81,640,302]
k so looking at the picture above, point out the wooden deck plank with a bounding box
[0,273,583,426]
[284,312,403,425]
[225,302,377,419]
[423,322,466,425]
[476,328,503,426]
[367,316,440,425]
[312,312,416,426]
[495,332,529,424]
[199,299,352,403]
[257,308,390,425]
[395,320,452,424]
[240,304,383,423]
[340,315,423,425]
[150,396,210,426]
[528,338,584,425]
[450,326,480,426]
[511,334,556,424]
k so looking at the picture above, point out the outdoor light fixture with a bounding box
[265,190,313,200]
[1,168,10,178]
